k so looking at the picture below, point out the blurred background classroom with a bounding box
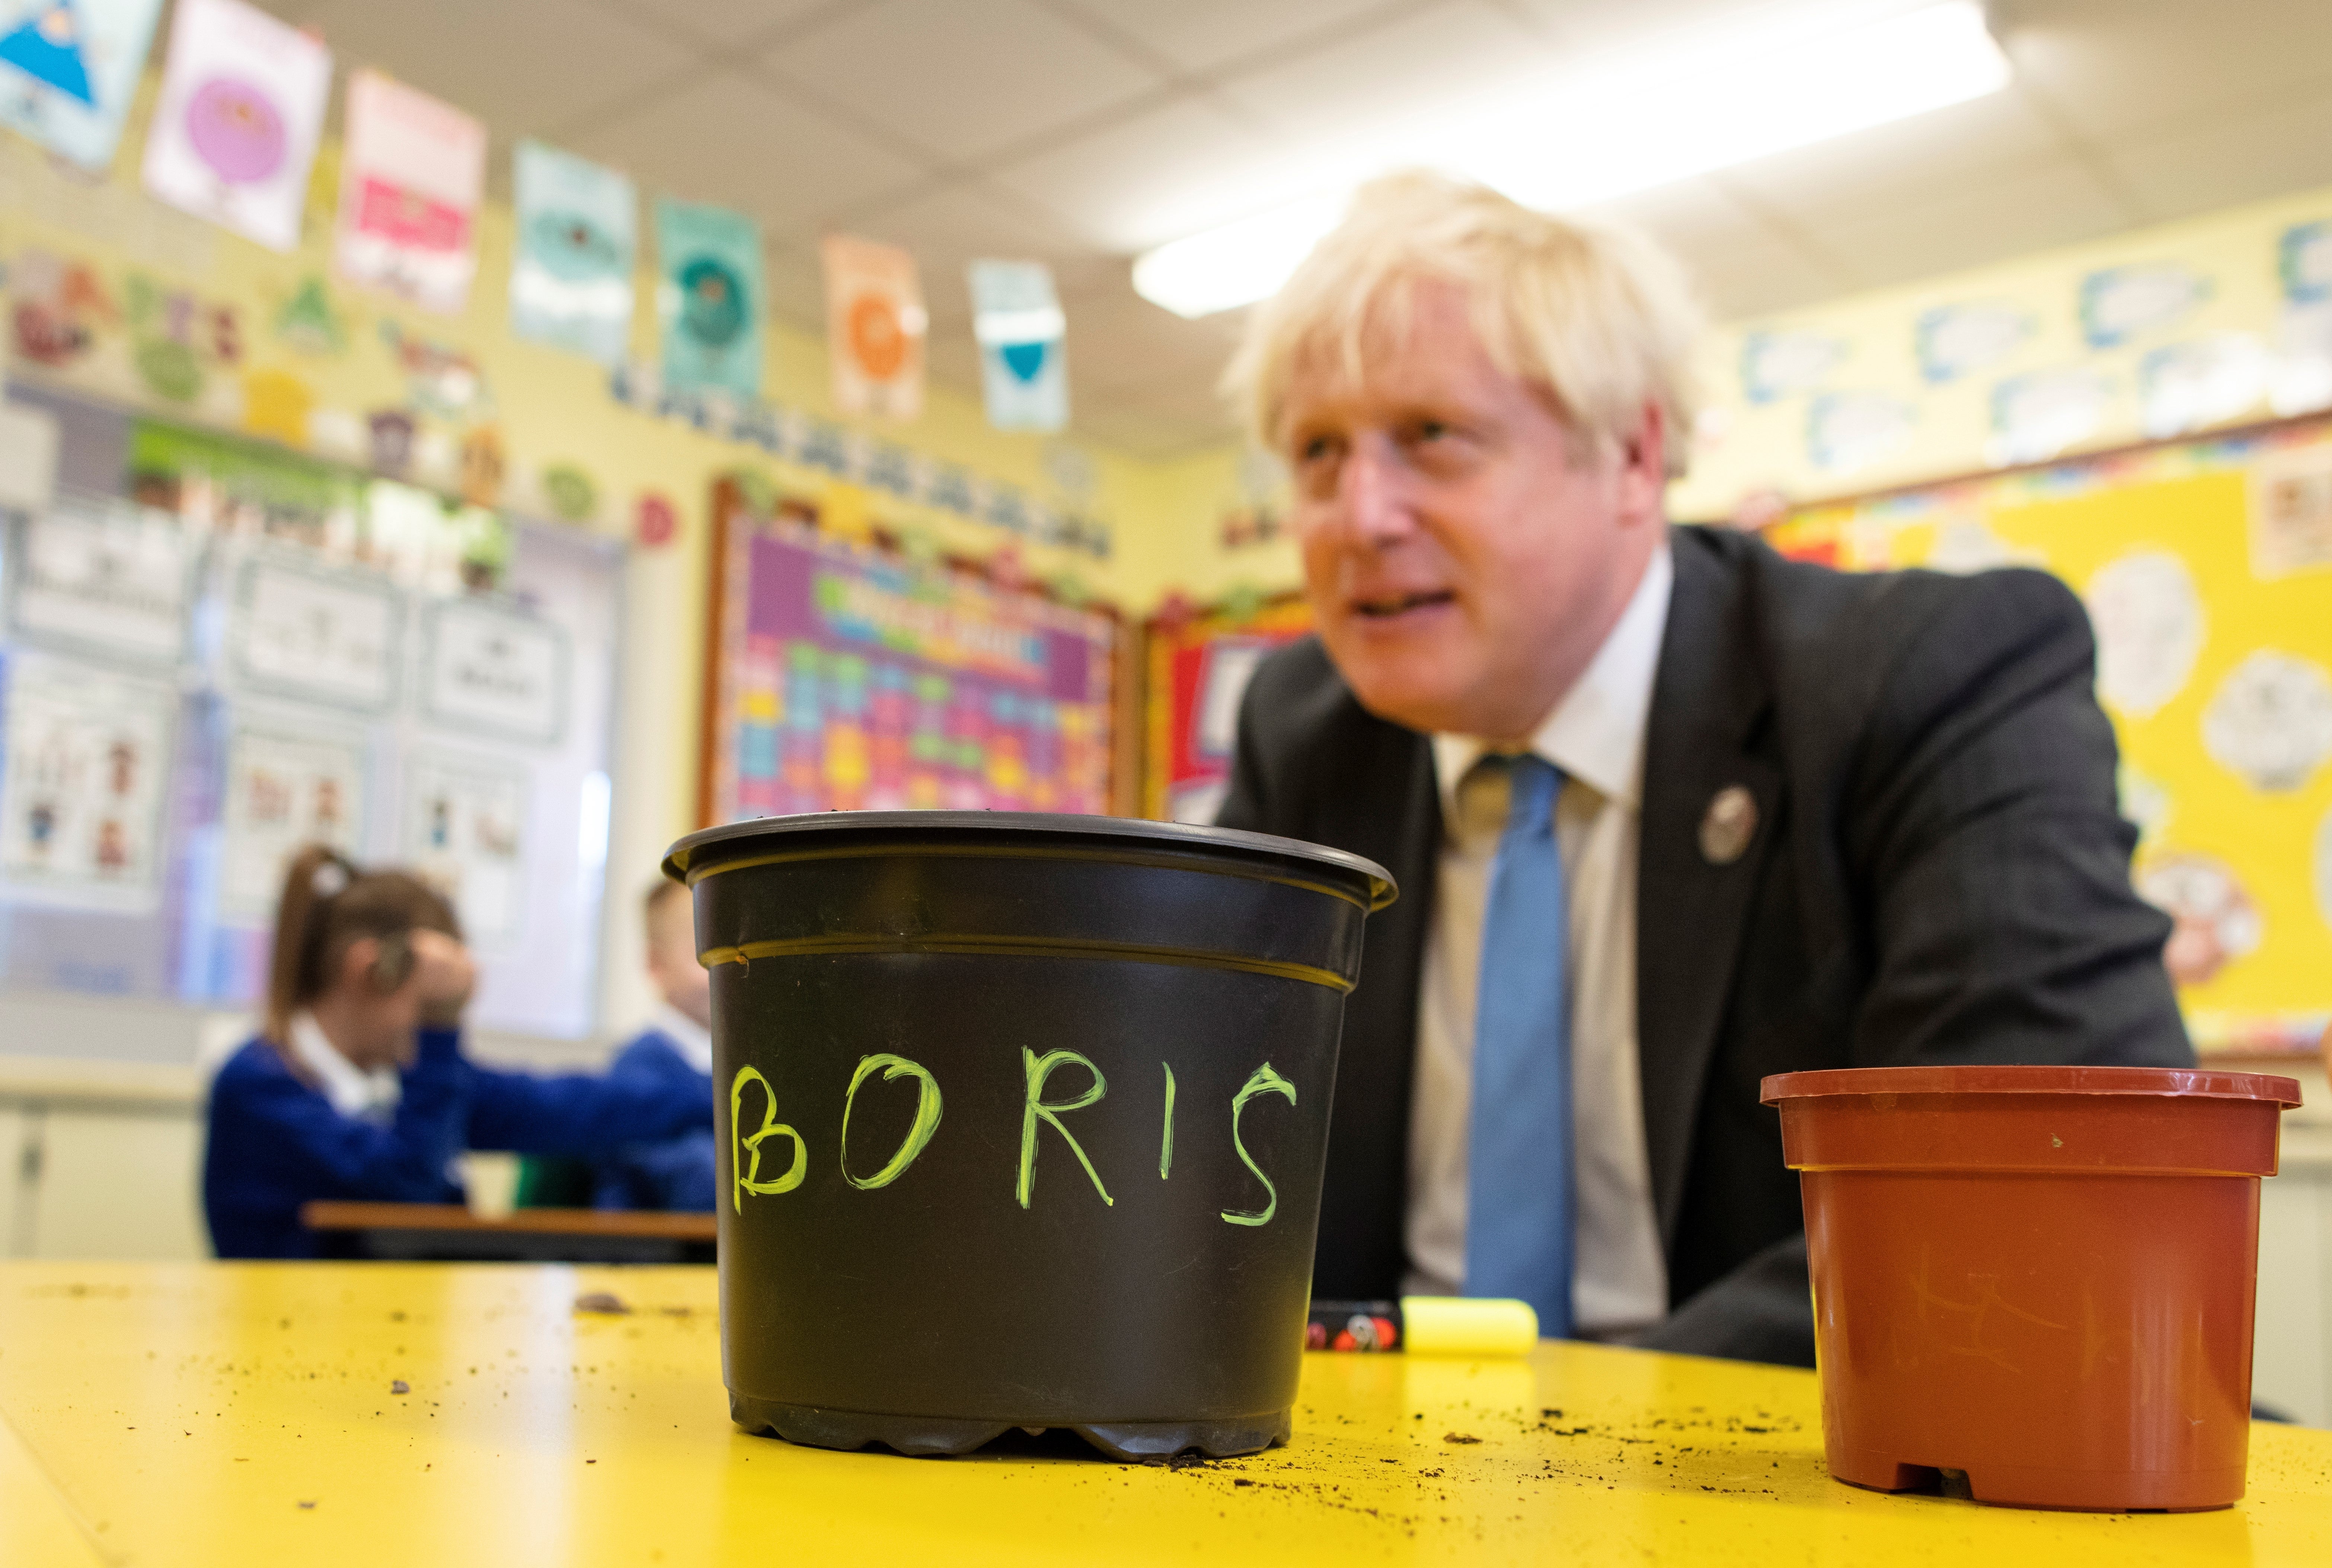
[0,0,2329,1415]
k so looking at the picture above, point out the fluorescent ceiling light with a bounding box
[1133,1,2010,319]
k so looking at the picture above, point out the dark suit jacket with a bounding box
[1216,524,2194,1366]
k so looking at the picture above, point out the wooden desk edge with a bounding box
[301,1201,718,1241]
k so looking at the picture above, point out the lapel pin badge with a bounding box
[1699,785,1758,866]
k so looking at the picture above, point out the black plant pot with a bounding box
[662,811,1395,1460]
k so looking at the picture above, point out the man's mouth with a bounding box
[1352,590,1454,620]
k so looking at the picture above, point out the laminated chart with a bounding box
[709,516,1111,823]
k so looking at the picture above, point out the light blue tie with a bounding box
[1464,754,1574,1338]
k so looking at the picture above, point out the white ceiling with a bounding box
[252,0,2332,457]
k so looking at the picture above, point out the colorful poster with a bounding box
[0,0,162,170]
[711,516,1111,822]
[402,749,526,947]
[509,140,635,367]
[332,70,486,314]
[0,653,172,908]
[656,197,761,399]
[419,599,568,746]
[822,234,924,420]
[139,0,329,253]
[7,499,194,664]
[969,259,1067,433]
[218,723,365,919]
[1143,597,1314,824]
[227,557,403,711]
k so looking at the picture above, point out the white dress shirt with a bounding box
[649,1002,714,1076]
[1403,545,1673,1336]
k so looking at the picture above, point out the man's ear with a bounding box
[1617,400,1669,526]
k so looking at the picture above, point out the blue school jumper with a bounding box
[202,1026,713,1258]
[590,1027,718,1213]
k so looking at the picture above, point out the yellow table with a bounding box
[1,1263,2326,1567]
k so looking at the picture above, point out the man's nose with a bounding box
[1337,438,1412,546]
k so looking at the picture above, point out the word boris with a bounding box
[730,1049,1297,1226]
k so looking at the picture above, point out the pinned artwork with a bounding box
[656,198,762,400]
[634,491,675,549]
[2138,850,2264,990]
[418,599,568,747]
[124,273,239,404]
[2248,442,2332,579]
[333,70,486,314]
[402,750,527,948]
[457,425,502,510]
[140,0,329,253]
[378,320,489,421]
[9,247,115,368]
[0,654,173,909]
[1804,392,1913,475]
[239,365,311,446]
[2201,649,2332,793]
[2138,333,2270,439]
[0,0,163,170]
[227,558,402,711]
[2279,222,2332,305]
[2079,264,2208,350]
[2083,550,2206,719]
[540,463,597,524]
[969,259,1067,433]
[1914,302,2031,385]
[823,234,925,420]
[509,140,635,367]
[218,725,365,919]
[7,496,194,664]
[1738,330,1845,405]
[1986,367,2114,467]
[272,274,346,357]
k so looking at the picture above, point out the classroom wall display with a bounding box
[822,234,925,421]
[400,747,526,950]
[216,721,365,919]
[332,70,486,315]
[417,597,568,746]
[0,649,173,913]
[705,505,1113,824]
[656,197,762,401]
[5,497,194,664]
[509,140,635,368]
[969,259,1067,434]
[1765,413,2332,1054]
[226,555,402,711]
[1143,595,1313,825]
[0,0,163,170]
[139,0,330,254]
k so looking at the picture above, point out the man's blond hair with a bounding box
[1224,172,1704,476]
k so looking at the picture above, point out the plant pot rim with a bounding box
[1761,1064,2302,1107]
[664,809,1397,910]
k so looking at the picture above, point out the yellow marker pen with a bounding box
[1305,1297,1540,1357]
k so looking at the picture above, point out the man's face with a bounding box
[1281,280,1667,740]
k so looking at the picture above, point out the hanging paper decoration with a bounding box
[138,0,328,253]
[0,0,162,169]
[510,140,635,367]
[656,197,763,399]
[332,70,486,314]
[969,259,1068,433]
[822,234,925,420]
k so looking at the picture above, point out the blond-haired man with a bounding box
[1217,173,2190,1363]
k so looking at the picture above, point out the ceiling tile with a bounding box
[2099,83,2332,224]
[1805,155,2132,293]
[1060,285,1247,396]
[1996,0,2332,141]
[759,0,1164,164]
[1587,176,1772,254]
[568,70,927,241]
[1687,233,1855,324]
[1715,88,2080,228]
[923,333,987,399]
[1213,0,1556,146]
[604,0,853,49]
[987,95,1289,250]
[1056,0,1414,74]
[1498,0,1795,56]
[761,243,830,333]
[304,0,695,139]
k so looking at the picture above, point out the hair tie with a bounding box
[311,859,351,898]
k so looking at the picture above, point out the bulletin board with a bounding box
[702,490,1116,825]
[1143,595,1313,825]
[0,390,620,1040]
[1768,413,2332,1056]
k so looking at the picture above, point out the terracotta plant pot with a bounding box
[1761,1064,2302,1512]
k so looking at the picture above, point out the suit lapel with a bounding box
[1636,530,1781,1250]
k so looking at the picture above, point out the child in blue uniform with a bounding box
[590,879,717,1212]
[203,845,712,1258]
